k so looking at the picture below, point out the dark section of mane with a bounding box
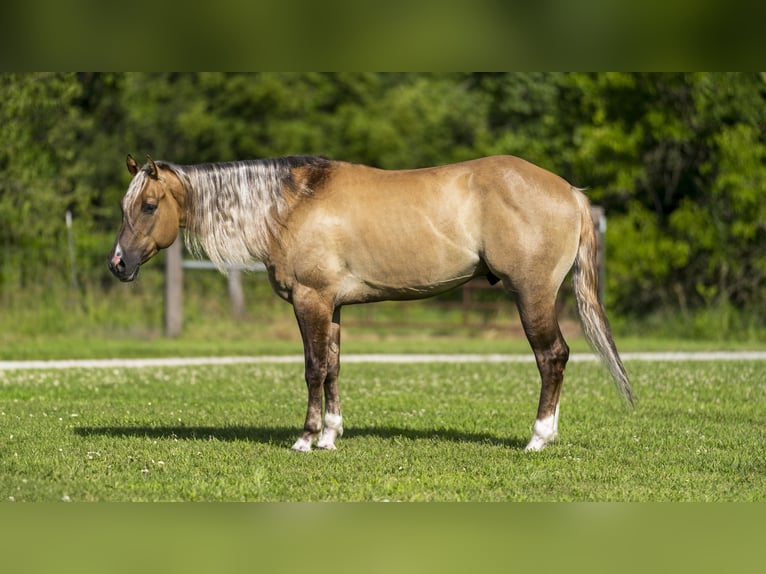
[281,155,331,170]
[280,155,333,195]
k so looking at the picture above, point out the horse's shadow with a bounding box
[73,424,527,450]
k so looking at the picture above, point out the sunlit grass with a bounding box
[1,360,763,501]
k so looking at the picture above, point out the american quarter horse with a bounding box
[108,154,634,452]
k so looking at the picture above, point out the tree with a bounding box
[560,73,766,317]
[0,73,86,284]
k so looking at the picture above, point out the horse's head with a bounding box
[107,155,184,282]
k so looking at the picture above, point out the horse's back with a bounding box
[323,155,574,205]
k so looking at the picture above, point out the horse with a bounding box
[108,153,634,452]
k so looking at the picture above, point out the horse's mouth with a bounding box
[119,267,140,282]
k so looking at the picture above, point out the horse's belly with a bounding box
[336,252,484,304]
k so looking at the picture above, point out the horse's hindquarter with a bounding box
[274,157,579,304]
[475,156,581,291]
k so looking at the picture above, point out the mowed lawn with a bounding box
[0,358,763,501]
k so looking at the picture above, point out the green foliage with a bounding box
[1,72,765,332]
[561,73,766,318]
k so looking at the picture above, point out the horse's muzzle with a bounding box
[107,254,139,282]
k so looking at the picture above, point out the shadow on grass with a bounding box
[73,424,527,449]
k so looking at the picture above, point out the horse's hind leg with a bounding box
[516,290,570,452]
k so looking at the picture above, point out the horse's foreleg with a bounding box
[517,295,570,452]
[291,290,334,452]
[317,309,343,450]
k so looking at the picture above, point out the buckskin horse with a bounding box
[108,154,634,452]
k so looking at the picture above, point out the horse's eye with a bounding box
[142,202,157,215]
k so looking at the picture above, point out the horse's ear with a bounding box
[126,154,139,176]
[146,155,159,179]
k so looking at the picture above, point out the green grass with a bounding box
[2,324,765,361]
[1,359,764,501]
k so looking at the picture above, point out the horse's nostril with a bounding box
[108,255,126,274]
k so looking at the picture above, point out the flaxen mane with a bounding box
[161,156,331,270]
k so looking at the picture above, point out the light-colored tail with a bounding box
[572,188,635,408]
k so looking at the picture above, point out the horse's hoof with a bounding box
[316,426,340,450]
[524,437,547,452]
[291,437,313,452]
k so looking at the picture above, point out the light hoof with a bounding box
[524,435,552,452]
[291,436,314,452]
[316,426,342,450]
[524,436,545,452]
[316,433,337,450]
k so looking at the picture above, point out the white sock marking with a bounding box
[316,413,343,450]
[525,404,561,452]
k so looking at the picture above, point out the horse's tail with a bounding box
[571,188,635,408]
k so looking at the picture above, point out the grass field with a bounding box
[2,328,765,361]
[1,357,763,501]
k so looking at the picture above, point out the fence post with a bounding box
[165,236,183,337]
[228,268,246,318]
[65,210,80,291]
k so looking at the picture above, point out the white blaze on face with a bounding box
[111,242,123,267]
